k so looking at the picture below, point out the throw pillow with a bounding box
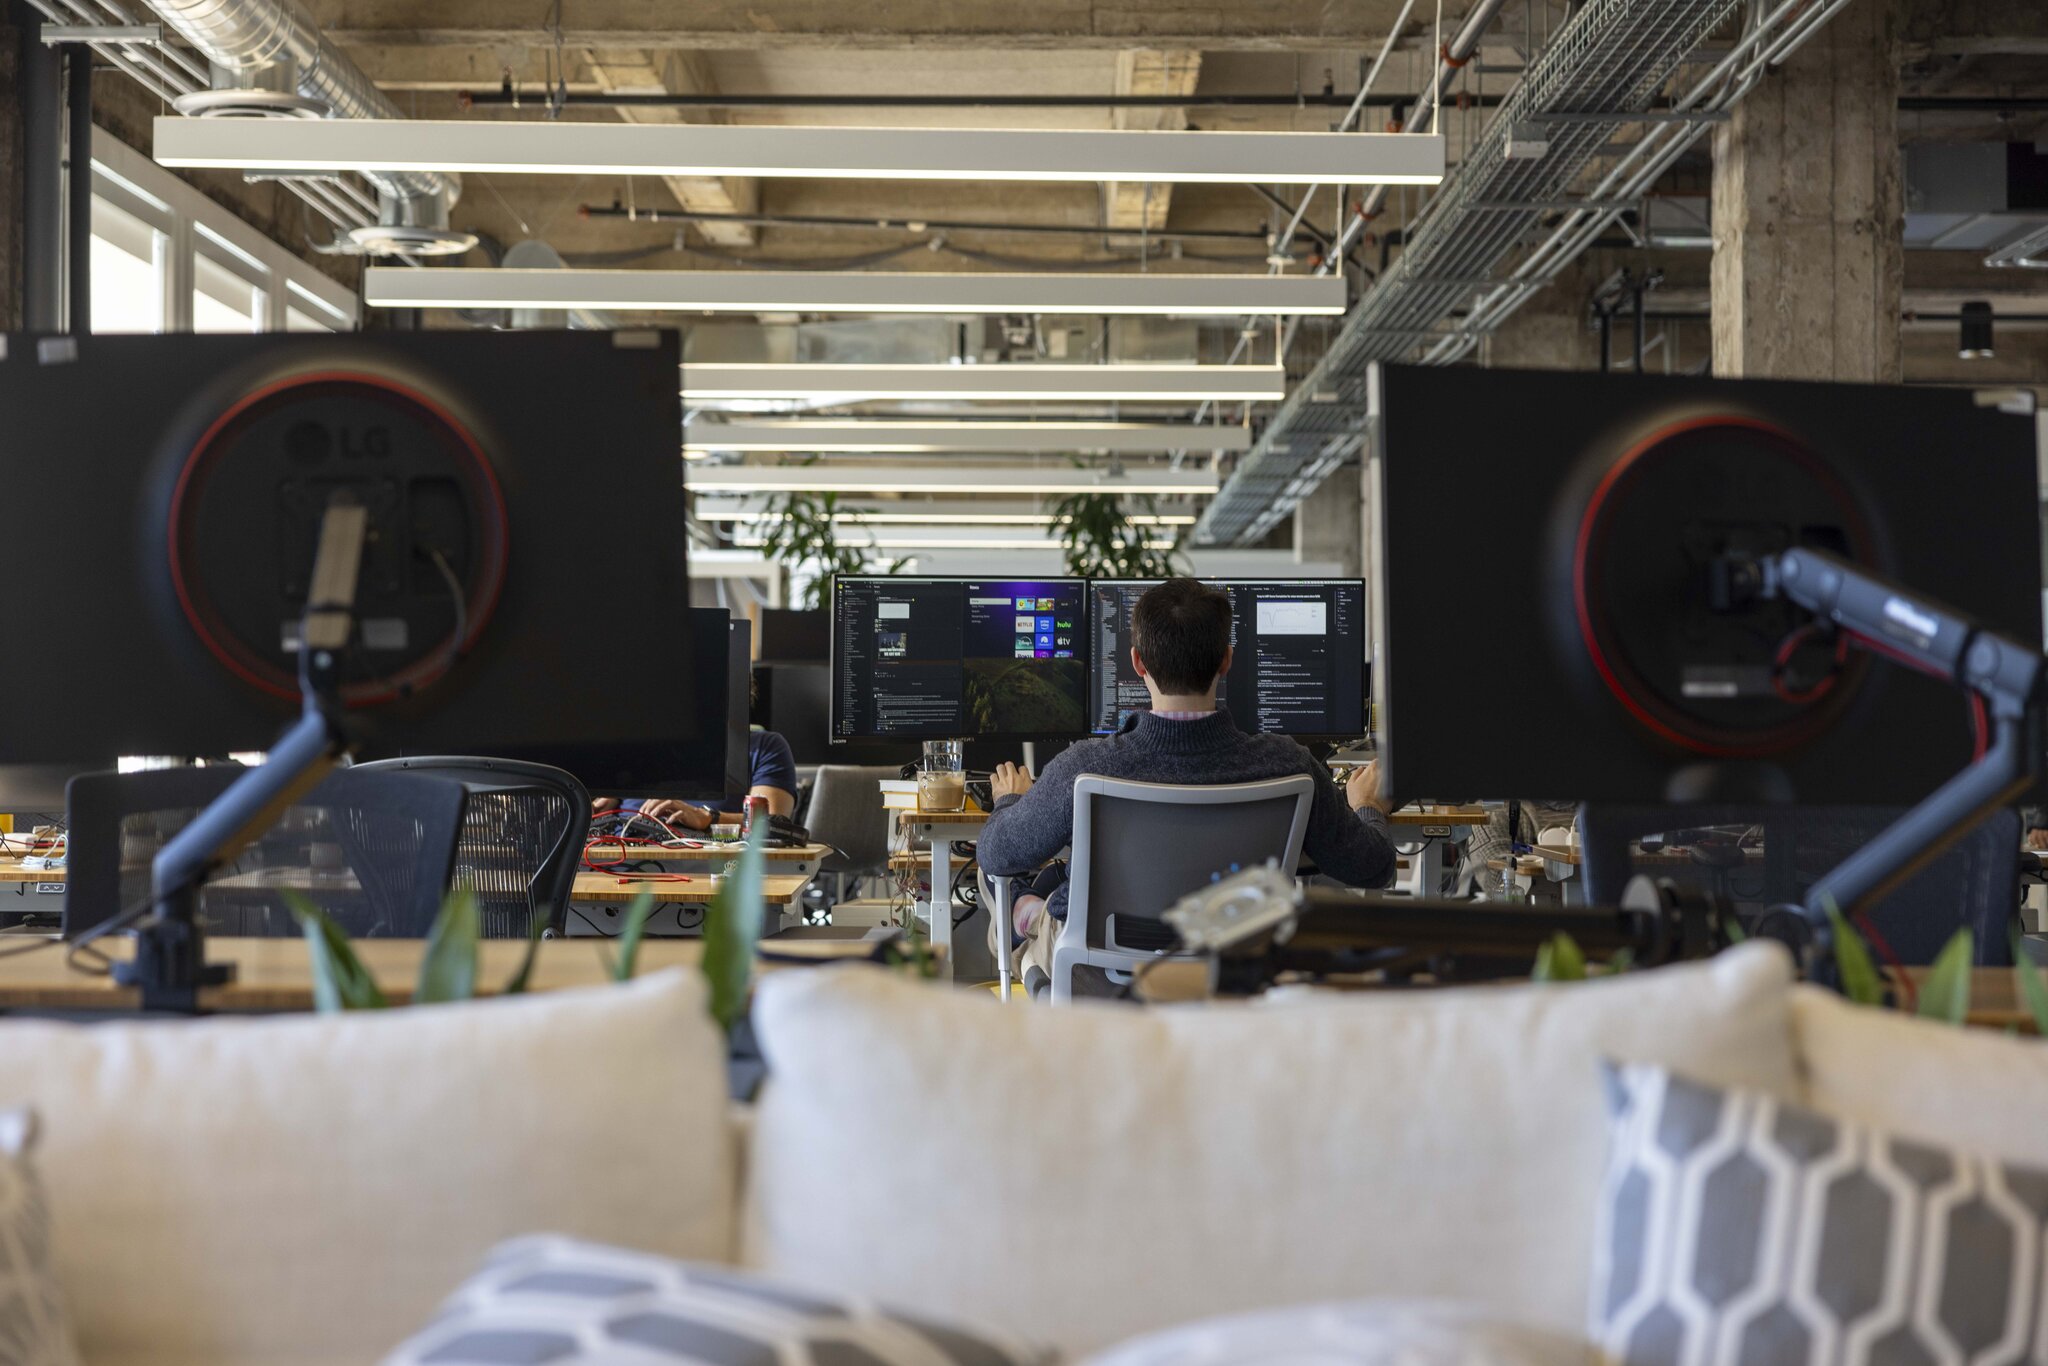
[0,1108,81,1366]
[1079,1301,1595,1366]
[381,1235,1050,1366]
[1592,1061,2048,1365]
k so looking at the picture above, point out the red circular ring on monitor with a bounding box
[1571,414,1871,758]
[166,369,508,705]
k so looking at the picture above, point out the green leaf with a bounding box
[1824,906,1885,1007]
[611,889,657,982]
[1917,928,1974,1025]
[503,908,549,995]
[285,892,387,1012]
[2013,938,2048,1038]
[415,884,480,1005]
[1722,916,1748,945]
[1532,932,1587,982]
[701,819,768,1032]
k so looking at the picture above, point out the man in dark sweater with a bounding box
[979,577,1396,993]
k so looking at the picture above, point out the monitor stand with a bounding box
[112,495,368,1012]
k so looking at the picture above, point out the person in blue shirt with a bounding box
[593,729,801,831]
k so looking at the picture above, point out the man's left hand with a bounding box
[991,761,1034,801]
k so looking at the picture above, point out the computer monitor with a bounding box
[1367,363,2043,805]
[758,608,829,664]
[1088,579,1369,738]
[0,330,692,777]
[497,607,734,801]
[832,576,1089,740]
[725,617,752,809]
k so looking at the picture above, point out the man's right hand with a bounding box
[591,797,620,814]
[991,762,1034,801]
[641,799,715,832]
[2028,828,2048,853]
[1348,759,1393,817]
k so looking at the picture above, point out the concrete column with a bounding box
[1711,0,1903,382]
[1294,461,1364,576]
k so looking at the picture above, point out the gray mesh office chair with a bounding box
[64,766,468,940]
[1050,774,1315,1003]
[804,765,900,908]
[355,757,591,937]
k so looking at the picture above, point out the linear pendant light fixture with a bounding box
[693,497,1198,526]
[153,117,1446,186]
[683,419,1254,455]
[682,364,1285,404]
[363,267,1347,317]
[687,466,1220,496]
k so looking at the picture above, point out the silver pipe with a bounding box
[138,0,458,218]
[1356,0,1515,222]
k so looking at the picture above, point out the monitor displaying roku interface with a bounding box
[832,577,1088,739]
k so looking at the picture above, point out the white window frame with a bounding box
[90,127,358,333]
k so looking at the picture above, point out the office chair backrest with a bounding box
[805,765,901,875]
[1581,803,2021,966]
[1069,774,1315,953]
[65,766,468,940]
[354,757,591,937]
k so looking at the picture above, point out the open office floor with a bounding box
[4,0,2048,1359]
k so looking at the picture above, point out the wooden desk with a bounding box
[0,936,752,1013]
[1892,967,2039,1033]
[1388,805,1489,827]
[897,809,994,983]
[1386,806,1488,898]
[897,809,991,829]
[568,871,810,906]
[582,842,828,865]
[0,862,65,886]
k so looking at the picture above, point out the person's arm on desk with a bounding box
[976,758,1071,878]
[1299,757,1398,889]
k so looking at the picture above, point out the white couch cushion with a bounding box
[1793,984,2048,1163]
[743,944,1799,1355]
[0,969,734,1366]
[1079,1301,1594,1366]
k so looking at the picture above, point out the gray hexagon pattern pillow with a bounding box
[382,1236,1051,1366]
[1593,1061,2048,1365]
[0,1108,80,1366]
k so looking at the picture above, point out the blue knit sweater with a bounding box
[977,711,1395,922]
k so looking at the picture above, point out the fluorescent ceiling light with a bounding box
[364,268,1346,317]
[683,419,1252,455]
[732,529,1178,552]
[683,363,1285,404]
[154,117,1446,186]
[688,466,1218,496]
[693,497,1196,526]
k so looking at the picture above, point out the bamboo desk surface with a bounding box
[0,936,717,1012]
[582,842,829,863]
[0,862,64,885]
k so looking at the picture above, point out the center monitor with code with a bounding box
[1088,579,1368,738]
[833,577,1089,739]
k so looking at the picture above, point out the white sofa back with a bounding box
[0,970,736,1366]
[743,943,1800,1356]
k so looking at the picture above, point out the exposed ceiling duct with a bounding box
[140,0,473,256]
[1194,0,1863,547]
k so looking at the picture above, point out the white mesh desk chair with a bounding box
[996,774,1313,1002]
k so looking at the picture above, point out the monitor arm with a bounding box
[115,494,368,1011]
[1726,546,2043,925]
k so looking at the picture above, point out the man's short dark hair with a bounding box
[1131,577,1232,694]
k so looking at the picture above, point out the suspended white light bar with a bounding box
[154,117,1446,186]
[682,419,1253,455]
[363,267,1346,317]
[683,364,1285,404]
[732,528,1178,552]
[688,466,1219,496]
[693,497,1198,526]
